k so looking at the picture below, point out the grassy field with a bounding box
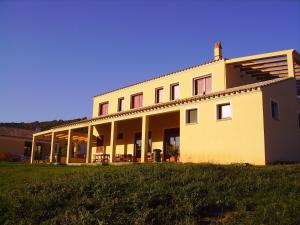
[0,163,300,225]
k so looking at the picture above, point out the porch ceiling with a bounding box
[42,131,90,142]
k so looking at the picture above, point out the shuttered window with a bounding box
[186,109,198,124]
[99,102,109,116]
[170,83,180,100]
[131,93,143,109]
[194,76,212,95]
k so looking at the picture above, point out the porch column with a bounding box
[49,132,56,163]
[86,125,93,164]
[66,129,73,164]
[141,115,149,163]
[110,121,117,162]
[287,50,295,77]
[30,135,36,164]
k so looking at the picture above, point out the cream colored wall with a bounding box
[115,118,142,155]
[92,60,226,117]
[225,64,260,88]
[261,79,300,163]
[180,91,266,165]
[92,123,111,159]
[149,111,180,151]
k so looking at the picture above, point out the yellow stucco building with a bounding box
[31,42,300,165]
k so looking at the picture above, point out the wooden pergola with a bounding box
[226,49,300,94]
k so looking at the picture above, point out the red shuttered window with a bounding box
[99,102,109,116]
[131,93,143,109]
[194,76,212,96]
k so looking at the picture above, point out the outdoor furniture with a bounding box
[100,154,110,165]
[115,154,133,162]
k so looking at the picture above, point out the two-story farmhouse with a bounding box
[31,42,300,165]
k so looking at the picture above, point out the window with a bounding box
[271,100,279,120]
[170,83,180,100]
[194,76,212,95]
[217,103,232,120]
[186,109,198,124]
[99,102,109,116]
[118,97,125,112]
[117,133,124,140]
[155,87,163,103]
[131,93,143,109]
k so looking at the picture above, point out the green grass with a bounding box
[0,162,300,225]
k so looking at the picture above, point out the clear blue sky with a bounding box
[0,0,299,122]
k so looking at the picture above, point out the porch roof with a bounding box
[35,76,292,133]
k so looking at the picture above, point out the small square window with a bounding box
[271,100,279,120]
[117,133,124,140]
[186,109,198,124]
[217,103,232,120]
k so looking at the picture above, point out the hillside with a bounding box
[0,117,87,131]
[0,163,299,225]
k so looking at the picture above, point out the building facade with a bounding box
[0,127,50,161]
[31,43,300,165]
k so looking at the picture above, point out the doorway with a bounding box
[163,128,180,162]
[134,132,142,161]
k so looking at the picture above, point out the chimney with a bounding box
[214,41,222,60]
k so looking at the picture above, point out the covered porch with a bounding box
[30,110,180,165]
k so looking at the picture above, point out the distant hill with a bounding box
[0,117,87,131]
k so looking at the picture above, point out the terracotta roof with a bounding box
[52,77,293,130]
[94,59,222,97]
[0,127,34,139]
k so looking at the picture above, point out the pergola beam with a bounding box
[240,62,288,71]
[243,66,288,74]
[234,58,287,67]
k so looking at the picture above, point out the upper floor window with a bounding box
[131,93,143,109]
[217,103,232,120]
[118,97,125,112]
[193,76,212,96]
[170,83,180,100]
[99,102,109,116]
[155,87,163,103]
[271,100,279,120]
